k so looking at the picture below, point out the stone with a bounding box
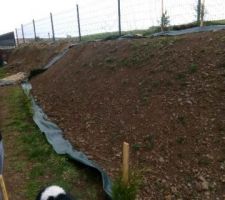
[171,186,178,194]
[198,176,209,191]
[165,194,172,200]
[202,181,209,190]
[159,157,165,163]
[220,176,225,183]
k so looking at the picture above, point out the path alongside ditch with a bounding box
[0,86,105,200]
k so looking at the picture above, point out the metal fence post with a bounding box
[197,0,201,25]
[76,4,82,41]
[15,28,19,46]
[200,0,205,27]
[161,0,164,31]
[118,0,122,36]
[33,19,37,41]
[50,12,55,42]
[21,24,25,43]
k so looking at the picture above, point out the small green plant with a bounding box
[189,63,198,73]
[177,115,186,126]
[176,73,186,81]
[160,10,170,31]
[198,156,211,166]
[112,171,141,200]
[132,144,141,151]
[0,68,6,79]
[144,134,155,150]
[105,57,114,64]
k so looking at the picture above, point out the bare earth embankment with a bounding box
[5,31,225,199]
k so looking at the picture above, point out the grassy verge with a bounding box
[112,172,141,200]
[0,68,6,79]
[68,19,225,42]
[2,87,102,200]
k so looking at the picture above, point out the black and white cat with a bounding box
[36,185,75,200]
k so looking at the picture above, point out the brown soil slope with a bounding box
[6,42,68,74]
[31,31,225,199]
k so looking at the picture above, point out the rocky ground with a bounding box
[4,30,225,199]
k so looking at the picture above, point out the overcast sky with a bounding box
[0,0,76,34]
[1,0,224,36]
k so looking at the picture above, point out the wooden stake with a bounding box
[0,175,9,200]
[122,142,129,185]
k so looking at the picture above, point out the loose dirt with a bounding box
[6,30,225,199]
[6,42,69,74]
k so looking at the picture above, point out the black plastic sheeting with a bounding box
[0,32,16,47]
[103,34,146,41]
[21,82,112,198]
[43,46,72,69]
[153,25,225,36]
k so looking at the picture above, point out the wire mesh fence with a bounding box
[35,17,52,40]
[52,9,78,39]
[79,2,118,36]
[15,0,225,45]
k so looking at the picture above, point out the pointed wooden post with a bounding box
[122,142,129,185]
[0,175,9,200]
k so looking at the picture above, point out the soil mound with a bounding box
[6,42,68,74]
[29,31,225,199]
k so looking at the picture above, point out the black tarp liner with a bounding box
[153,25,225,36]
[21,82,112,198]
[43,46,71,69]
[21,45,114,198]
[0,32,16,47]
